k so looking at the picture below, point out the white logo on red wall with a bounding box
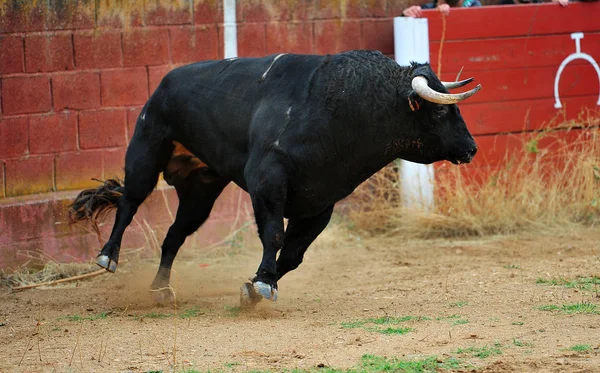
[554,32,600,109]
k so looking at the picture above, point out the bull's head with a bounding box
[405,64,480,165]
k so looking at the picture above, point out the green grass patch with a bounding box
[179,354,468,372]
[536,276,600,291]
[512,339,533,348]
[60,312,109,322]
[450,301,468,308]
[224,305,241,317]
[569,344,592,352]
[180,307,205,319]
[511,321,524,326]
[436,314,461,321]
[456,343,503,359]
[340,316,429,335]
[370,327,413,335]
[133,307,206,321]
[140,312,172,319]
[453,319,469,325]
[503,264,521,269]
[538,302,599,315]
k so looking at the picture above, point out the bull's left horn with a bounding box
[412,76,481,104]
[441,77,474,90]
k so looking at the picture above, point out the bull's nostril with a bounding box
[470,147,478,156]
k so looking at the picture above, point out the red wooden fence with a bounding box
[424,2,600,174]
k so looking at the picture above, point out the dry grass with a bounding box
[0,261,99,289]
[347,110,600,238]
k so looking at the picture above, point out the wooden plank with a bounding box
[429,33,600,73]
[460,95,600,136]
[424,2,600,42]
[433,64,600,104]
[465,129,586,168]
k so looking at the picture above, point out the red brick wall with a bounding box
[0,0,410,269]
[0,0,420,200]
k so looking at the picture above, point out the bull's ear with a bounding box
[407,91,422,112]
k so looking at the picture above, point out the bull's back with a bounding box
[151,54,328,185]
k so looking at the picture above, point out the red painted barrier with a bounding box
[423,2,600,178]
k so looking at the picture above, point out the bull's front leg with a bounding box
[241,159,287,306]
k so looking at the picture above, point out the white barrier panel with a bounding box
[223,0,238,59]
[393,17,435,211]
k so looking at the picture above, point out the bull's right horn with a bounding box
[412,76,481,104]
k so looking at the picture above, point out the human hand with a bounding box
[553,0,569,6]
[402,5,423,17]
[438,3,450,15]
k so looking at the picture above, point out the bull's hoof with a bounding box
[150,286,176,305]
[96,255,117,273]
[253,281,278,302]
[240,282,262,309]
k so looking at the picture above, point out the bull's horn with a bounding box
[412,76,481,104]
[441,77,474,90]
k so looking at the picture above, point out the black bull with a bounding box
[68,50,481,307]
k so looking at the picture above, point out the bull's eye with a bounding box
[435,105,446,115]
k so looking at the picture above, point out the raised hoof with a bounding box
[96,255,118,273]
[150,287,176,305]
[253,281,278,302]
[240,282,262,309]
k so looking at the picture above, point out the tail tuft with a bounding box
[68,178,124,235]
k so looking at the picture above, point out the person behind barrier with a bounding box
[401,0,481,18]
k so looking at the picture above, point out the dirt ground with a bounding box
[1,224,600,373]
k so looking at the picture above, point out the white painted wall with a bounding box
[393,17,435,211]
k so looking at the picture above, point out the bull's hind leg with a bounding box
[275,205,334,280]
[96,118,173,272]
[150,170,228,305]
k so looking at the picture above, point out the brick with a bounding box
[55,150,104,191]
[315,20,362,55]
[46,0,95,30]
[0,162,4,198]
[25,33,74,73]
[29,113,78,154]
[343,0,387,18]
[361,19,394,54]
[122,29,170,67]
[266,22,313,55]
[96,1,144,28]
[1,76,51,115]
[217,24,224,59]
[0,117,28,158]
[79,109,127,149]
[52,72,101,111]
[145,0,193,25]
[237,1,270,22]
[237,23,266,57]
[306,0,342,20]
[74,31,122,69]
[0,36,24,74]
[5,156,54,197]
[0,1,46,33]
[127,106,144,140]
[170,25,219,64]
[194,0,223,24]
[101,68,149,106]
[148,65,172,95]
[103,147,126,180]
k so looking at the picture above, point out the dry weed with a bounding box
[347,110,600,238]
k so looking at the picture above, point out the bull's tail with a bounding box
[68,178,124,235]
